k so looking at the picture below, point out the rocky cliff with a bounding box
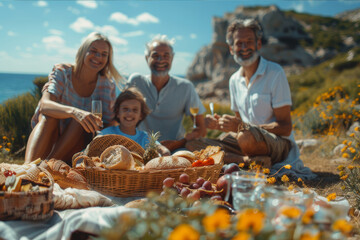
[187,5,359,103]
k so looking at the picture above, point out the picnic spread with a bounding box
[0,135,354,239]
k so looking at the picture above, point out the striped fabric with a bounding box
[31,64,116,133]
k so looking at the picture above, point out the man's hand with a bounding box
[205,113,221,130]
[185,127,203,141]
[218,114,242,132]
[157,144,171,156]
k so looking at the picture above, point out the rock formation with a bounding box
[187,5,317,102]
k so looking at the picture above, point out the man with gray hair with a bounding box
[127,35,206,151]
[189,18,316,180]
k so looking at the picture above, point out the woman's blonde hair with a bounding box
[74,32,125,88]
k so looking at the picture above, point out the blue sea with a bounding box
[0,72,47,104]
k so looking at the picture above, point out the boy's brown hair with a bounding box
[113,87,150,126]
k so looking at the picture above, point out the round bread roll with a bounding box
[100,145,134,170]
[144,156,191,170]
[172,150,196,162]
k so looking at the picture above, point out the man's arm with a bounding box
[185,114,207,140]
[259,105,292,137]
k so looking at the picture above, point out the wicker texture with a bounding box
[0,167,54,221]
[84,134,145,157]
[81,164,223,197]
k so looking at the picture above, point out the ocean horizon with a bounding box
[0,72,47,104]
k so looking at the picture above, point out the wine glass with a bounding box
[91,100,102,119]
[189,103,199,129]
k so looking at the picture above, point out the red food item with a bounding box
[192,160,204,167]
[203,157,214,166]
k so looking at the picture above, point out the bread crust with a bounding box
[172,150,196,162]
[100,145,134,170]
[144,156,191,170]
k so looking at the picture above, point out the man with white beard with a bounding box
[189,18,316,179]
[127,35,206,151]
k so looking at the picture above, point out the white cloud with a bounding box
[109,36,128,46]
[292,3,304,13]
[0,25,3,30]
[8,4,14,9]
[110,12,159,26]
[175,35,183,41]
[190,33,197,39]
[42,35,65,50]
[76,0,97,9]
[15,46,21,51]
[70,17,94,33]
[35,1,48,7]
[33,43,39,48]
[8,31,16,37]
[26,47,32,52]
[136,12,159,24]
[49,29,63,35]
[67,6,80,15]
[122,31,144,38]
[44,21,49,27]
[95,25,119,36]
[0,2,3,7]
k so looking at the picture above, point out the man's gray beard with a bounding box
[233,51,259,67]
[151,69,169,77]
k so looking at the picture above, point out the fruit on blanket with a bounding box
[223,163,241,175]
[143,131,161,164]
[216,175,228,198]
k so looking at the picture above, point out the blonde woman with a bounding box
[25,32,124,165]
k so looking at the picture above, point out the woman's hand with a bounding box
[72,108,103,133]
[205,113,221,130]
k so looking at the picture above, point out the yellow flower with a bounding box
[232,232,251,240]
[280,206,302,219]
[348,165,354,170]
[349,133,355,137]
[238,163,245,168]
[302,209,315,224]
[5,148,10,152]
[341,186,345,190]
[288,185,295,191]
[168,224,200,240]
[203,209,230,233]
[340,175,348,180]
[284,165,292,169]
[11,137,14,141]
[263,168,270,174]
[337,165,344,171]
[297,178,303,182]
[281,175,289,182]
[339,171,345,177]
[0,145,2,149]
[267,177,276,184]
[355,127,360,132]
[349,147,356,153]
[300,232,320,240]
[342,153,350,158]
[327,193,336,201]
[22,135,26,139]
[341,146,348,152]
[342,140,348,145]
[2,136,7,140]
[6,142,11,147]
[236,209,265,235]
[332,219,353,235]
[347,141,353,146]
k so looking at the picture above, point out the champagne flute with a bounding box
[190,103,199,129]
[91,100,102,119]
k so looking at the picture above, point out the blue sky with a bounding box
[1,0,360,76]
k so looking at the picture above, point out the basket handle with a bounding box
[72,154,91,168]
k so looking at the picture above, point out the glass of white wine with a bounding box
[91,100,102,119]
[190,103,199,129]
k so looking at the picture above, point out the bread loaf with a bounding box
[144,156,191,170]
[100,145,134,170]
[172,150,196,162]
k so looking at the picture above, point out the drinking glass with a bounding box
[225,170,267,211]
[189,103,199,129]
[91,100,102,119]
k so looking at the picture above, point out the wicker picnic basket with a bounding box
[74,135,224,197]
[0,166,54,221]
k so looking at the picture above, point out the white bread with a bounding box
[172,150,196,162]
[144,156,191,170]
[100,145,134,170]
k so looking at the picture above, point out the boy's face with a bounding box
[117,99,142,131]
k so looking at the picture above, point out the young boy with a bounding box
[99,87,170,156]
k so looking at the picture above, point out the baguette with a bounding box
[144,156,191,170]
[100,145,134,170]
[172,150,196,163]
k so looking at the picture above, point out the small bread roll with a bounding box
[172,150,196,162]
[100,145,134,170]
[144,156,191,170]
